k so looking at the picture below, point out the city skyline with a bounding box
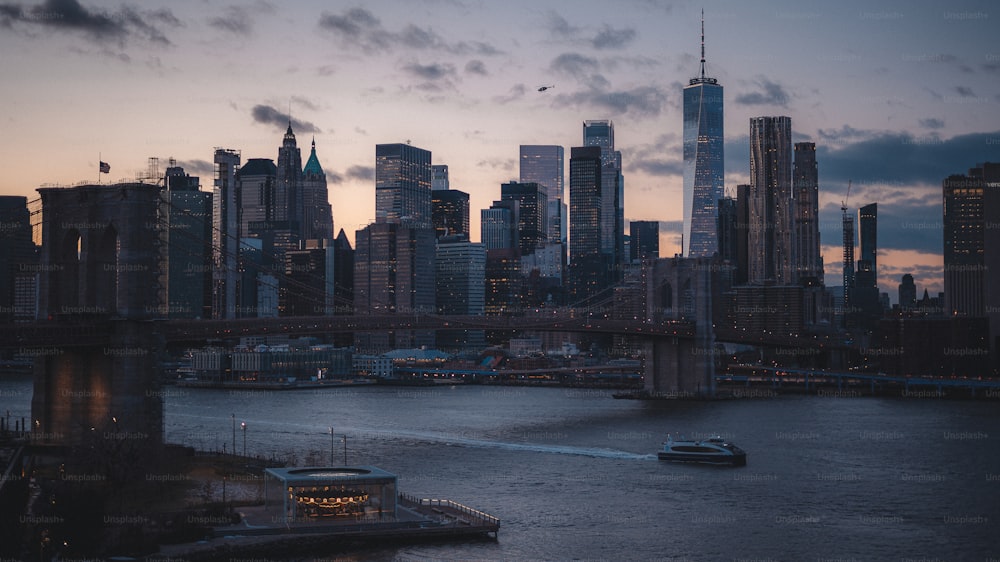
[2,0,999,300]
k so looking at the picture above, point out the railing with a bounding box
[399,493,500,526]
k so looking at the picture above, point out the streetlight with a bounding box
[329,427,334,466]
[241,421,247,457]
[231,413,236,455]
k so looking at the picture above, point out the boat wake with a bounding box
[168,413,655,460]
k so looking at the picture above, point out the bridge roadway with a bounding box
[0,314,697,349]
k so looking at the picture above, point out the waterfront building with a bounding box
[436,235,486,350]
[0,196,37,322]
[162,165,212,319]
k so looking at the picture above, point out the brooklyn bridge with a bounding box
[3,182,857,450]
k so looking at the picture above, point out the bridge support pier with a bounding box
[643,337,715,398]
[31,320,163,452]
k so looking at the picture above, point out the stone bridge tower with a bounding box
[642,256,718,397]
[31,183,163,451]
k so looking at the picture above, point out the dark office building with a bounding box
[501,181,547,256]
[629,220,660,262]
[432,188,470,239]
[568,145,608,304]
[162,165,212,319]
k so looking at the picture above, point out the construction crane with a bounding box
[841,179,852,214]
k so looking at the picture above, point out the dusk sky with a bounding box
[2,0,998,301]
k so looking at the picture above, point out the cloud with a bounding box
[817,125,878,143]
[465,59,488,76]
[318,7,501,56]
[251,104,321,133]
[816,130,1000,187]
[734,77,790,107]
[955,86,976,97]
[545,12,577,37]
[174,159,215,177]
[492,84,527,105]
[919,118,944,130]
[629,158,683,177]
[555,85,667,117]
[549,52,600,79]
[401,61,456,81]
[345,165,374,182]
[545,12,636,50]
[592,25,636,50]
[0,0,178,46]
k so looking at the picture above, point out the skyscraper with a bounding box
[162,165,212,319]
[943,166,988,316]
[501,181,547,256]
[856,203,878,289]
[793,142,822,283]
[520,146,563,201]
[0,196,36,322]
[583,120,624,272]
[212,148,241,319]
[375,143,432,227]
[354,221,435,349]
[432,164,449,191]
[432,188,470,239]
[898,274,916,310]
[748,116,793,285]
[569,145,607,303]
[301,138,333,241]
[238,158,278,237]
[481,201,518,251]
[849,202,881,329]
[717,197,737,264]
[436,236,486,350]
[735,184,750,286]
[682,11,724,258]
[276,124,304,239]
[842,207,855,320]
[629,221,659,262]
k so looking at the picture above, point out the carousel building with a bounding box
[264,466,398,523]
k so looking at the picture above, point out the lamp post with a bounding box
[241,421,247,457]
[329,427,334,466]
[231,413,236,455]
[343,434,348,466]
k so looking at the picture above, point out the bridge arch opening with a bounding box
[53,228,82,315]
[94,224,119,315]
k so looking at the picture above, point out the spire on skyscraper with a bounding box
[700,8,706,80]
[691,9,716,86]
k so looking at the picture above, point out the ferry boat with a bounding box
[658,434,747,466]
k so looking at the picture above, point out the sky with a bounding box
[2,0,998,302]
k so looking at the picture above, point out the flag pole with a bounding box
[98,153,102,185]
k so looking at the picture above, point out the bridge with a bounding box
[0,314,696,349]
[11,181,884,452]
[14,182,728,451]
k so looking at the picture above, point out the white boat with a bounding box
[658,434,747,466]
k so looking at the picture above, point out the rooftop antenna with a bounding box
[700,8,706,80]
